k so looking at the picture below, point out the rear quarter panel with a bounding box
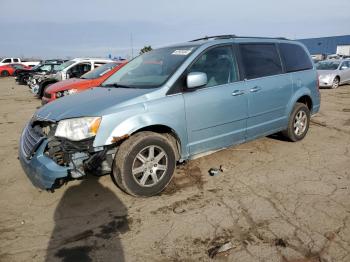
[287,69,320,116]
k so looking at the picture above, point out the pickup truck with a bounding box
[0,57,40,67]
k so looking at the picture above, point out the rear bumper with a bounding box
[19,132,69,190]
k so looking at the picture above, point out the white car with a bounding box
[54,58,114,81]
[0,57,40,67]
[317,59,350,88]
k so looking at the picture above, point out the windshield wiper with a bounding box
[102,83,131,88]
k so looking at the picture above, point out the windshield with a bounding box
[31,64,41,70]
[316,61,340,70]
[102,46,197,88]
[55,60,75,71]
[81,62,121,79]
[39,64,52,72]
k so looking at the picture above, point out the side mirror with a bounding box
[187,72,208,89]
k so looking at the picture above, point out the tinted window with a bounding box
[240,44,282,79]
[189,46,238,88]
[3,59,11,63]
[13,58,19,62]
[279,43,312,73]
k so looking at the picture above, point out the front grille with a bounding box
[22,125,44,158]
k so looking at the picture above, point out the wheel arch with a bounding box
[131,125,182,161]
[94,112,189,160]
[296,95,313,111]
[286,88,313,118]
[39,79,58,96]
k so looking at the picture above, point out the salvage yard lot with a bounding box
[0,78,349,261]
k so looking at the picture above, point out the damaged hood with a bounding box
[35,87,156,121]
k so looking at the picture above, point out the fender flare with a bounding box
[94,112,189,159]
[285,87,312,118]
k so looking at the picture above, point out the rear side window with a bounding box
[13,58,19,62]
[239,44,282,79]
[279,43,312,73]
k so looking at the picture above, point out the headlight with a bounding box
[56,89,78,98]
[55,117,101,141]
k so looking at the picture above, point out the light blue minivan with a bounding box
[19,35,320,197]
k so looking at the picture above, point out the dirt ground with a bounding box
[0,77,349,262]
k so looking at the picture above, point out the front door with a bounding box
[183,45,248,156]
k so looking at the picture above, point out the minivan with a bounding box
[19,35,320,197]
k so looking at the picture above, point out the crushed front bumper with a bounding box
[19,135,69,190]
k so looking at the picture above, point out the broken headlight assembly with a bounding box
[56,89,78,98]
[55,117,101,141]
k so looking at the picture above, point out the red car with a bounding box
[42,61,126,104]
[0,64,32,77]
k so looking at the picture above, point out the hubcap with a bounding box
[333,78,339,88]
[132,145,168,187]
[293,110,307,136]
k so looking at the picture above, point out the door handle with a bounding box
[232,90,244,96]
[250,86,261,92]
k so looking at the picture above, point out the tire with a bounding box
[38,82,53,98]
[112,131,176,197]
[331,77,340,89]
[1,70,9,77]
[282,102,310,142]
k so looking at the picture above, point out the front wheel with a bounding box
[331,77,340,89]
[282,103,310,142]
[112,131,176,197]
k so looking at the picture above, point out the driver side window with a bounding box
[68,63,92,77]
[188,46,238,88]
[341,61,349,69]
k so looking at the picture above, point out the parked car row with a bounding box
[29,58,118,97]
[18,35,321,197]
[0,63,32,77]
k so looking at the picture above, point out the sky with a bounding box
[1,0,349,59]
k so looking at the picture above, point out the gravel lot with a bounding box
[0,77,349,262]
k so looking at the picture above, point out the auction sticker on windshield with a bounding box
[172,48,193,55]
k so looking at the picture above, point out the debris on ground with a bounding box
[208,241,234,258]
[208,165,224,176]
[173,206,185,214]
[274,238,287,248]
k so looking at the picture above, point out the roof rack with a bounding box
[190,35,288,42]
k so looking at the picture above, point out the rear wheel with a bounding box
[1,70,9,77]
[282,103,310,142]
[112,131,176,197]
[331,77,340,89]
